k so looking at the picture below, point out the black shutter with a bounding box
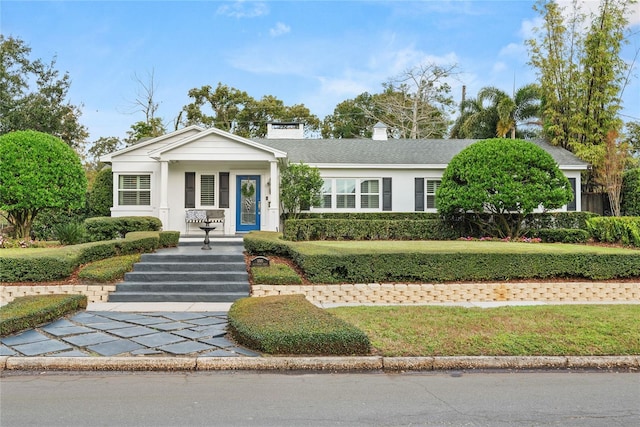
[185,172,195,208]
[567,178,577,211]
[382,177,392,211]
[219,172,230,208]
[415,178,424,211]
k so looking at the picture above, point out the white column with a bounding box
[159,161,170,229]
[268,160,280,231]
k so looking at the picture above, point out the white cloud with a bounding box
[269,22,290,37]
[216,1,268,18]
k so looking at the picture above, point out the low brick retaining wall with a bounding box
[1,285,116,304]
[252,282,640,305]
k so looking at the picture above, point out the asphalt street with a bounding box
[1,370,638,426]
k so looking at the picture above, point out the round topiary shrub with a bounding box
[437,138,574,238]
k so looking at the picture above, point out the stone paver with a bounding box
[0,311,259,358]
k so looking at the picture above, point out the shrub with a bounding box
[587,217,640,247]
[0,232,161,282]
[251,262,302,285]
[159,231,180,247]
[0,294,87,336]
[88,167,113,216]
[0,130,87,239]
[78,254,141,282]
[437,139,573,238]
[53,222,87,245]
[244,231,294,257]
[284,218,456,241]
[245,232,640,283]
[84,216,162,241]
[228,295,370,355]
[534,228,590,244]
[621,169,640,216]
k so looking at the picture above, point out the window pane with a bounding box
[322,194,332,208]
[337,194,355,209]
[361,195,379,209]
[200,175,215,206]
[336,179,356,194]
[360,180,379,193]
[118,175,151,206]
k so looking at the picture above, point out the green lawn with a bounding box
[329,304,640,356]
[293,239,639,255]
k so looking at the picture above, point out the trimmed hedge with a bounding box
[290,251,640,283]
[245,231,640,283]
[84,216,162,241]
[0,294,87,336]
[285,212,598,241]
[284,219,457,241]
[533,228,590,244]
[251,262,302,285]
[159,231,180,247]
[228,295,370,355]
[587,217,640,247]
[78,254,141,282]
[1,233,161,282]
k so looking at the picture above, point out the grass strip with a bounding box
[329,304,640,357]
[0,294,87,336]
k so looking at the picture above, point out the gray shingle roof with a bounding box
[256,138,589,167]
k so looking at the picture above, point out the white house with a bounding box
[100,122,589,235]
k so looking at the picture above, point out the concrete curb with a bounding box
[2,355,638,372]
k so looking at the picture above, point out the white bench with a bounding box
[185,209,225,234]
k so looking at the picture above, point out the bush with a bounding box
[284,219,456,241]
[78,254,141,282]
[437,138,573,238]
[0,232,161,282]
[244,232,294,257]
[53,222,87,245]
[84,216,162,241]
[228,295,370,355]
[88,167,113,217]
[533,228,590,244]
[621,169,640,216]
[31,207,91,241]
[245,232,640,283]
[159,231,180,247]
[251,262,302,285]
[587,217,640,247]
[0,294,87,336]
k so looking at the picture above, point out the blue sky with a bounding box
[2,0,639,142]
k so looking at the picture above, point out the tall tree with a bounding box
[368,63,457,139]
[0,35,88,150]
[527,0,634,154]
[449,95,500,139]
[478,84,541,138]
[594,130,629,216]
[321,93,379,139]
[181,83,252,132]
[124,70,166,144]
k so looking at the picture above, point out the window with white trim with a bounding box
[118,175,150,206]
[200,174,216,206]
[314,178,381,210]
[426,179,441,209]
[336,179,356,209]
[360,179,380,209]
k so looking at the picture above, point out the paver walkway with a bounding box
[0,311,260,358]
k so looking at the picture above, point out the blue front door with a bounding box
[236,175,261,232]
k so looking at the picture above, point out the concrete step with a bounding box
[133,262,247,272]
[108,292,248,303]
[124,271,248,282]
[113,282,250,293]
[140,253,245,263]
